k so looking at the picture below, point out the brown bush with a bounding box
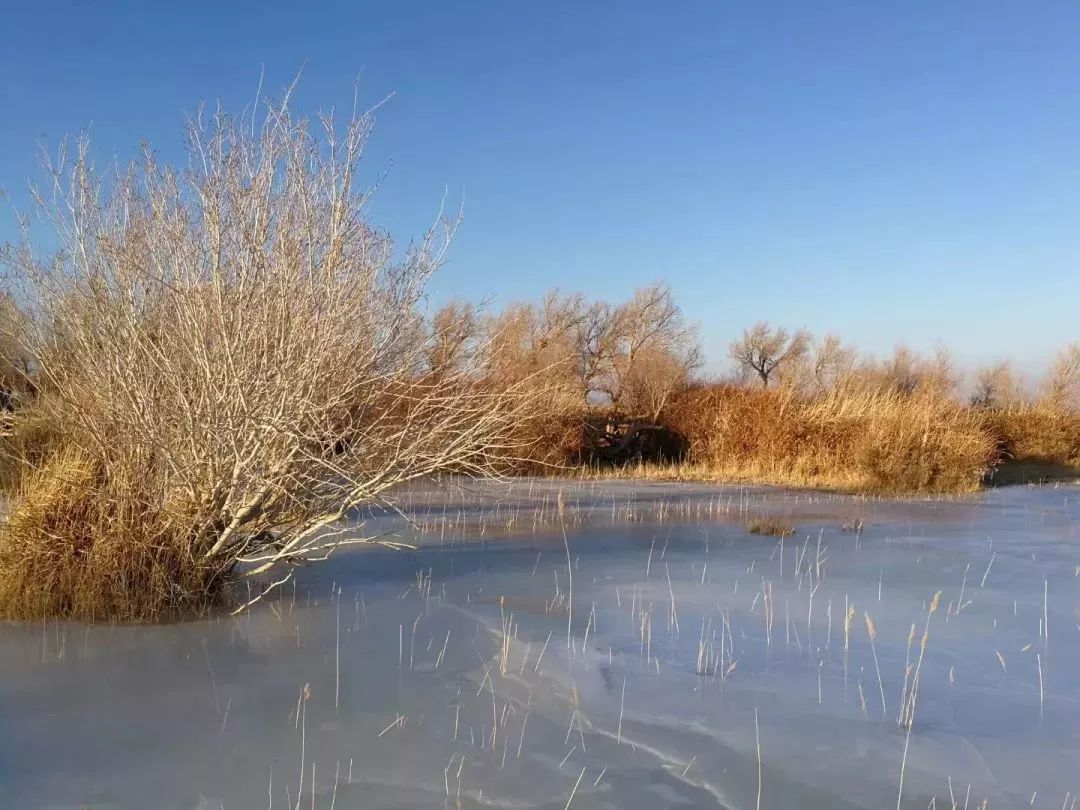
[500,407,592,472]
[980,404,1080,483]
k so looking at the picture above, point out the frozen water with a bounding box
[1,479,1078,809]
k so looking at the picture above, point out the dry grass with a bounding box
[746,517,796,537]
[658,384,998,494]
[0,407,60,492]
[569,384,1080,494]
[0,450,224,620]
[980,403,1080,484]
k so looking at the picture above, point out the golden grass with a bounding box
[577,458,874,491]
[572,390,1080,494]
[0,449,225,621]
[591,385,1000,494]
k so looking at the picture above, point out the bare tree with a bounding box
[0,90,540,617]
[878,345,922,395]
[619,341,701,421]
[728,322,810,388]
[863,345,961,397]
[970,361,1020,408]
[923,345,962,395]
[573,300,622,405]
[426,301,480,376]
[614,284,700,418]
[549,282,700,416]
[478,283,700,441]
[485,291,585,397]
[1042,343,1080,409]
[812,334,856,391]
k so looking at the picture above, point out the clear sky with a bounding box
[2,1,1078,375]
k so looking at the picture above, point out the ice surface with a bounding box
[1,479,1078,809]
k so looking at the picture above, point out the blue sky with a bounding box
[2,1,1078,375]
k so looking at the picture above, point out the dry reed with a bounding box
[664,385,998,494]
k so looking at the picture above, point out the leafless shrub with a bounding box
[970,361,1022,408]
[608,283,701,419]
[811,334,856,392]
[0,89,540,619]
[482,292,590,467]
[826,344,963,401]
[1042,343,1080,410]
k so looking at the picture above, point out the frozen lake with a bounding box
[1,479,1078,809]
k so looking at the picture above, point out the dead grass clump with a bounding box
[746,517,796,537]
[0,450,223,621]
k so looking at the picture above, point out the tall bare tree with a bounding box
[728,322,810,388]
[485,291,585,396]
[573,300,622,405]
[480,283,700,425]
[613,284,700,417]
